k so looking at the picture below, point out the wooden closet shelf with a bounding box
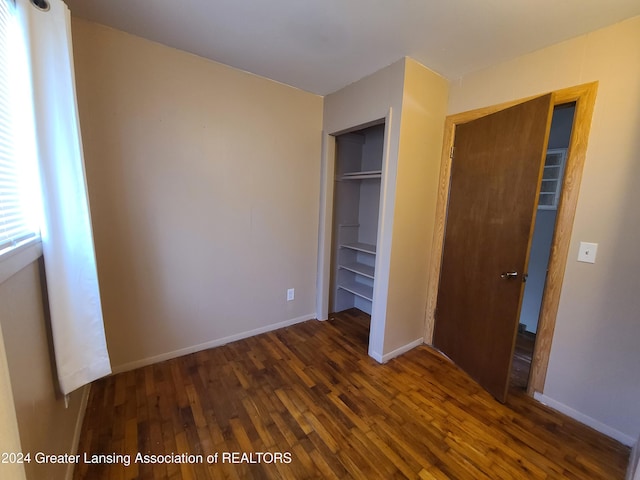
[338,170,382,180]
[340,242,376,255]
[337,281,374,301]
[339,262,375,279]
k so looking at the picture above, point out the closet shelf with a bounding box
[340,242,376,255]
[338,170,382,180]
[339,262,375,279]
[337,280,374,302]
[331,123,384,315]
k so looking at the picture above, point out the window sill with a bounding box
[0,238,43,286]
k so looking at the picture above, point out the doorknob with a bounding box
[500,271,518,279]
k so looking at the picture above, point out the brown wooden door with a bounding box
[433,94,553,402]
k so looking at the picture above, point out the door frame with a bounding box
[424,82,598,396]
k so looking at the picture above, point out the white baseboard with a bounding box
[66,384,91,480]
[534,393,635,446]
[112,313,316,374]
[370,337,424,364]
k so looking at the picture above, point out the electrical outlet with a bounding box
[287,288,295,301]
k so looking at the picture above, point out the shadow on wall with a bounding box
[579,85,640,443]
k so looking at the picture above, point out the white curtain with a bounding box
[17,0,111,394]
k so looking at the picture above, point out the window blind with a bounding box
[0,0,39,253]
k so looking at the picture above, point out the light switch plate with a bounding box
[577,242,598,263]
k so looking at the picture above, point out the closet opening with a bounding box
[328,121,385,341]
[510,102,576,391]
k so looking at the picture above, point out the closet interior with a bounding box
[330,122,384,316]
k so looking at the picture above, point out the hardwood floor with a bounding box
[74,309,629,479]
[510,330,536,390]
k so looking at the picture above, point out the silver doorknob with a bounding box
[500,271,518,279]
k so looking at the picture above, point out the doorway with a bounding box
[425,82,598,399]
[511,103,576,391]
[329,123,384,317]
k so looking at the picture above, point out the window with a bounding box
[0,0,41,257]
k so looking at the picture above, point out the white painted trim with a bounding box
[534,393,635,446]
[370,337,424,364]
[66,384,91,480]
[0,239,42,285]
[315,131,335,321]
[368,108,396,359]
[369,350,384,363]
[316,108,397,362]
[111,313,316,374]
[627,435,640,480]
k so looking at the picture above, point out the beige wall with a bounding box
[384,58,448,352]
[0,260,86,480]
[322,58,449,358]
[322,59,406,358]
[71,19,324,370]
[323,60,406,134]
[448,16,640,442]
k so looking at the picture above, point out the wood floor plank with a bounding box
[74,309,630,479]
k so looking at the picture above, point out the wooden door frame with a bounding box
[424,82,598,396]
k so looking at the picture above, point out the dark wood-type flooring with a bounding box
[510,330,536,390]
[74,309,630,479]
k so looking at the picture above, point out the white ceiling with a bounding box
[64,0,640,96]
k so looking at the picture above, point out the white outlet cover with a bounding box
[287,288,295,301]
[577,242,598,264]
